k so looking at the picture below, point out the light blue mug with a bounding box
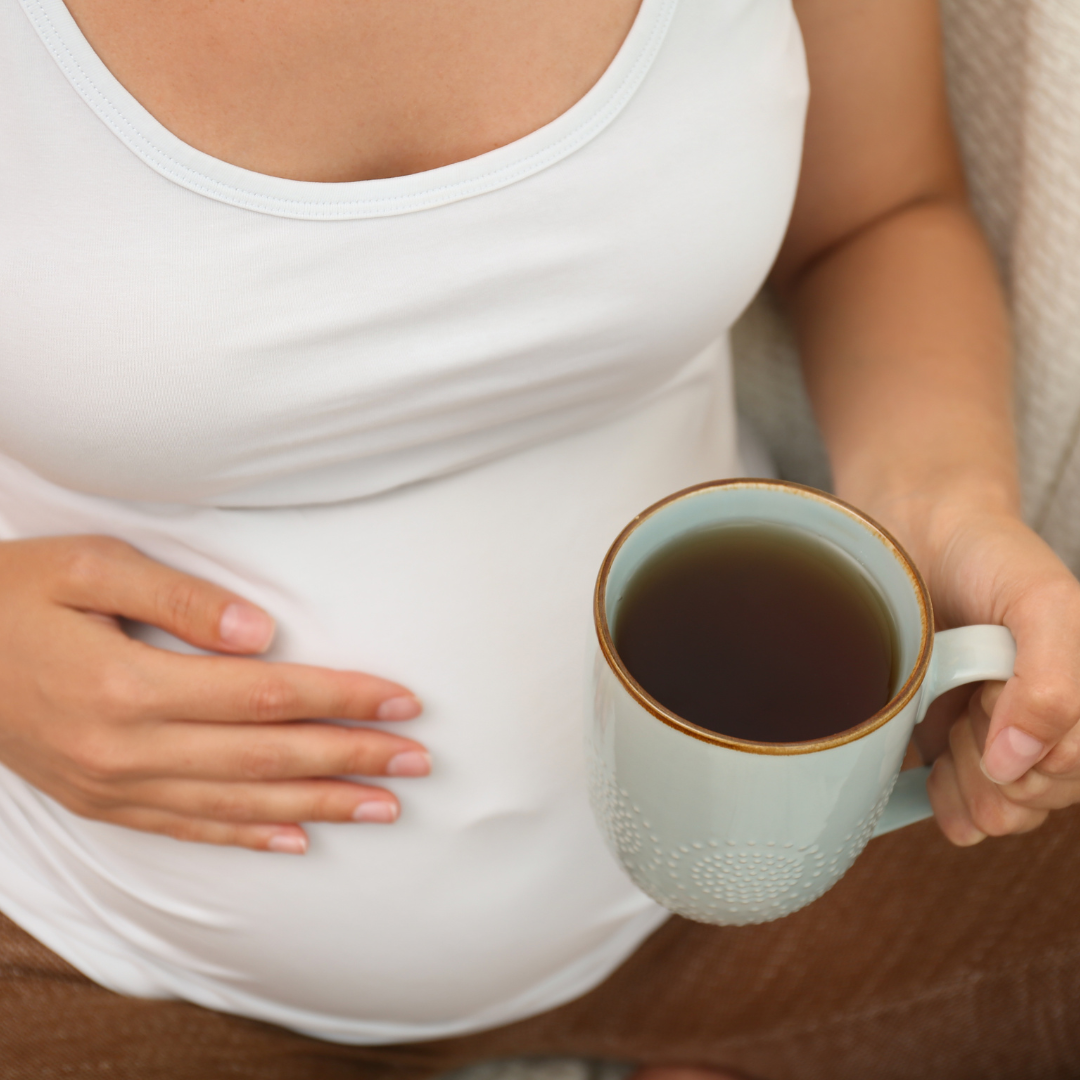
[588,480,1016,925]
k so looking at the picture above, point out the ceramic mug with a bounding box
[588,479,1016,926]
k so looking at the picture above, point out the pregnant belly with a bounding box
[0,344,735,1041]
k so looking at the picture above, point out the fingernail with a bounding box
[376,695,422,721]
[352,801,398,823]
[952,820,988,847]
[954,820,989,846]
[219,603,274,651]
[386,751,431,777]
[981,726,1047,785]
[267,834,307,855]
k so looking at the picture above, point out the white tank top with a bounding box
[0,0,807,1044]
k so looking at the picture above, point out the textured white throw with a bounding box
[734,0,1080,574]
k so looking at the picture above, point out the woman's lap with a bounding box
[4,808,1080,1080]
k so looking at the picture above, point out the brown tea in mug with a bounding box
[613,523,897,742]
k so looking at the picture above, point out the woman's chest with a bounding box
[3,0,808,506]
[60,0,642,182]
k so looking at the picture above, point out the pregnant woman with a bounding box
[2,0,1079,1076]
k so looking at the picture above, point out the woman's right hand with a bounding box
[0,535,429,854]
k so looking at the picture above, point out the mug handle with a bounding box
[872,625,1017,838]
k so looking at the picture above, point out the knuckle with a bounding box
[1030,786,1078,811]
[246,678,300,722]
[67,736,132,785]
[56,537,127,591]
[344,739,384,776]
[238,740,289,780]
[1038,737,1080,777]
[1006,768,1054,803]
[324,681,357,721]
[968,790,1034,837]
[311,787,351,821]
[204,791,254,823]
[93,663,157,718]
[1022,679,1080,729]
[155,580,206,632]
[66,734,115,781]
[57,545,108,594]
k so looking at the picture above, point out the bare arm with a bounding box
[774,0,1080,843]
[777,0,1015,524]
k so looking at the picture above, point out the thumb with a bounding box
[979,607,1080,785]
[51,537,275,654]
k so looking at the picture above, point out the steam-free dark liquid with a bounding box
[613,524,897,743]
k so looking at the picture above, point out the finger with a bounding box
[100,806,311,854]
[964,681,1080,797]
[46,536,276,654]
[949,711,1047,836]
[133,651,422,724]
[1030,700,1080,780]
[108,778,401,825]
[116,722,430,782]
[926,751,986,846]
[985,676,1080,808]
[981,583,1080,784]
[999,769,1080,811]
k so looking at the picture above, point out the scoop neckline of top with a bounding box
[19,0,678,220]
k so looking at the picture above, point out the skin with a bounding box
[777,0,1080,850]
[3,6,1077,1066]
[56,0,641,183]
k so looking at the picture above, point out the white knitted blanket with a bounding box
[734,0,1080,574]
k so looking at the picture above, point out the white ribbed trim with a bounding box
[18,0,676,219]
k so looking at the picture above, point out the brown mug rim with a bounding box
[594,479,934,756]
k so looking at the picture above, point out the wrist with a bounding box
[836,474,1020,576]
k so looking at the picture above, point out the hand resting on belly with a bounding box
[0,536,428,852]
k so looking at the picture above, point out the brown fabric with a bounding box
[3,808,1080,1080]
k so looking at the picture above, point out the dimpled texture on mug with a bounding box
[587,752,897,925]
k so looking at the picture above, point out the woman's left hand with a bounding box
[898,507,1080,845]
[774,0,1080,846]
